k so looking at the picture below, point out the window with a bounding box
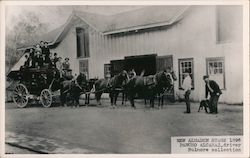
[104,64,111,79]
[178,58,194,89]
[76,27,89,58]
[79,60,89,79]
[206,57,225,89]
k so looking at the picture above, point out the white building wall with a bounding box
[47,6,242,104]
[87,6,242,104]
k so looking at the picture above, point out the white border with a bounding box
[1,1,249,158]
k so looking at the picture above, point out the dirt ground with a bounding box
[5,99,243,154]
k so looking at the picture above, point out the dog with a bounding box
[198,100,210,113]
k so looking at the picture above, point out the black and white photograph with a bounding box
[1,1,249,157]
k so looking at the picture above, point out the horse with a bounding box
[60,73,89,107]
[125,71,174,109]
[148,70,177,108]
[93,70,129,108]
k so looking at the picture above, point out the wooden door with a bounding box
[110,59,124,77]
[156,55,173,72]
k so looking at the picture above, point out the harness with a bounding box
[143,75,157,87]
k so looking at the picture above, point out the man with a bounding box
[56,57,63,77]
[52,53,59,68]
[181,70,192,113]
[37,51,44,68]
[24,54,30,67]
[43,41,51,65]
[73,73,87,107]
[203,75,222,114]
[62,58,70,70]
[129,69,136,78]
[40,41,44,49]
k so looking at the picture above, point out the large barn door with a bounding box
[110,59,125,77]
[125,54,157,76]
[156,55,175,101]
[156,55,173,72]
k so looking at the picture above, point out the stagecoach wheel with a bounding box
[40,89,52,108]
[13,84,29,108]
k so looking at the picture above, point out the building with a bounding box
[12,5,243,104]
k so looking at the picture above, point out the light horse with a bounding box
[93,70,129,108]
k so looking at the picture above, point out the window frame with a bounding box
[206,57,226,90]
[178,58,195,90]
[76,27,89,58]
[79,59,89,79]
[104,64,111,79]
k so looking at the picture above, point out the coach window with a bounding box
[79,60,89,79]
[178,58,194,89]
[206,57,225,89]
[76,27,89,58]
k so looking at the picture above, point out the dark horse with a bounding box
[60,73,89,107]
[93,70,129,108]
[125,71,174,109]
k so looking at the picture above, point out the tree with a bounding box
[5,10,49,73]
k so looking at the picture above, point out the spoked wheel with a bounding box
[40,89,52,108]
[13,84,29,108]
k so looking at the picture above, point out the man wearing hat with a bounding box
[181,69,192,113]
[203,75,222,114]
[62,57,70,70]
[43,41,51,65]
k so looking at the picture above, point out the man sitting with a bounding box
[52,53,59,68]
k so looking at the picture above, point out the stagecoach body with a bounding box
[7,67,62,108]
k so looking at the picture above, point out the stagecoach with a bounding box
[7,67,62,108]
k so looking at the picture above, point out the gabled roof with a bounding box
[75,6,189,34]
[103,6,189,34]
[17,6,190,50]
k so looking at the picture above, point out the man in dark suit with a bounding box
[203,75,222,114]
[43,41,51,65]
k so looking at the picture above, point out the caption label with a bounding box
[171,136,243,154]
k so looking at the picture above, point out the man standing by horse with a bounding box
[203,75,222,114]
[71,72,88,107]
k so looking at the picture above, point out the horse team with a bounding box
[61,69,176,109]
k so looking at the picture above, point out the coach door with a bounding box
[156,55,175,101]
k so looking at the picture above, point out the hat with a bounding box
[203,75,209,80]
